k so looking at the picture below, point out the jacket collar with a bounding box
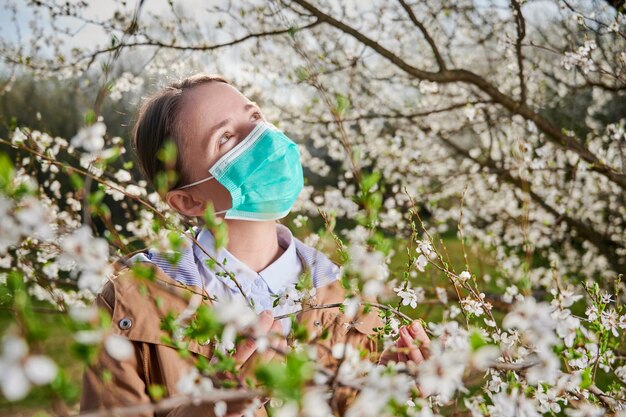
[129,225,342,292]
[193,223,301,295]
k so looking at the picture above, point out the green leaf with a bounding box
[68,172,84,191]
[148,384,166,401]
[51,370,80,403]
[214,223,229,250]
[295,67,309,82]
[185,304,221,342]
[580,367,592,389]
[157,139,178,166]
[468,330,488,351]
[131,263,157,281]
[84,109,97,125]
[154,171,170,194]
[104,146,121,162]
[0,152,14,193]
[335,93,350,115]
[254,351,314,401]
[204,258,217,270]
[290,320,309,342]
[7,270,24,294]
[88,189,106,206]
[360,171,381,193]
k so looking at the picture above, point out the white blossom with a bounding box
[343,297,361,319]
[346,244,389,283]
[176,367,214,396]
[487,389,540,417]
[415,254,428,272]
[114,169,132,183]
[394,285,425,309]
[600,309,620,337]
[214,400,227,417]
[71,122,106,153]
[554,309,580,348]
[213,298,258,352]
[277,286,301,308]
[433,287,446,305]
[0,335,57,401]
[104,334,134,361]
[23,355,58,385]
[302,388,333,417]
[417,344,466,402]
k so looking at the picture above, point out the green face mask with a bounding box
[178,121,304,221]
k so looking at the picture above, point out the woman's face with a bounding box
[166,82,265,217]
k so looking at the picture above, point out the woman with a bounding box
[79,74,430,417]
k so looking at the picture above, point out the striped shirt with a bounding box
[130,223,340,335]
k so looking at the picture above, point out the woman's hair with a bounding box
[131,73,229,192]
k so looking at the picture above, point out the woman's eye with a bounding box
[252,112,262,121]
[219,133,233,146]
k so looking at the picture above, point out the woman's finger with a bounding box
[396,333,409,363]
[268,319,286,354]
[399,327,424,364]
[234,310,274,367]
[279,337,288,353]
[406,320,431,359]
[378,344,398,365]
[275,332,288,354]
[269,318,283,339]
[395,328,410,363]
[239,349,276,384]
[240,318,286,375]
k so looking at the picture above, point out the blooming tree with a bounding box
[0,0,625,416]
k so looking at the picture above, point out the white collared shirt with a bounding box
[192,223,303,336]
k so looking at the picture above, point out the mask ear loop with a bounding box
[177,175,231,216]
[178,175,215,190]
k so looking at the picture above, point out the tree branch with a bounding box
[437,134,624,272]
[287,0,626,189]
[511,0,527,104]
[397,0,447,71]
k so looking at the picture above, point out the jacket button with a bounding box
[119,318,133,330]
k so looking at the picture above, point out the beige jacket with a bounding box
[79,261,384,417]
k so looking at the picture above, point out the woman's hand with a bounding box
[233,310,287,374]
[378,319,430,366]
[378,320,431,398]
[218,310,287,417]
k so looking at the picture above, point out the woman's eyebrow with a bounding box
[244,101,260,111]
[202,103,260,147]
[203,117,232,148]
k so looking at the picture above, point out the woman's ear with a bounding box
[165,189,206,217]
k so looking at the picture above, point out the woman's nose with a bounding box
[236,120,262,143]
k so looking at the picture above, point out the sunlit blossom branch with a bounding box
[273,301,414,325]
[0,137,254,306]
[5,20,322,74]
[434,133,625,272]
[397,0,447,71]
[283,99,494,124]
[404,190,471,326]
[561,0,626,41]
[406,190,504,332]
[285,0,626,189]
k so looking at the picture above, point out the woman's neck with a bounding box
[223,219,284,273]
